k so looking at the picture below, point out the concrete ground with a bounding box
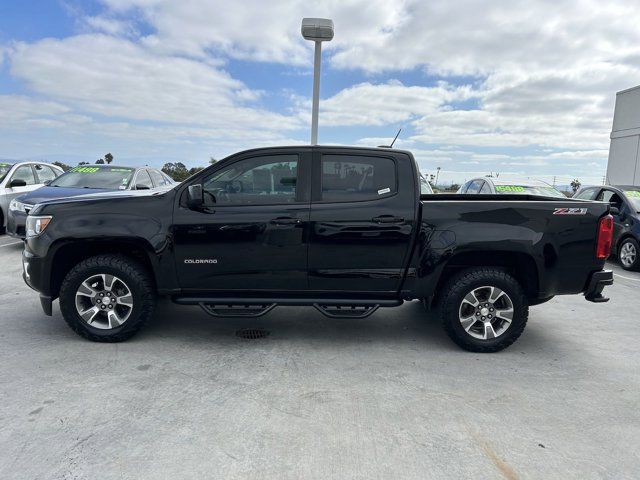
[0,234,638,480]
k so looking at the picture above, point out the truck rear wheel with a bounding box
[59,254,156,342]
[439,268,528,352]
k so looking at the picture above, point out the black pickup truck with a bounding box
[22,146,614,352]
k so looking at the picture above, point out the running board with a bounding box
[313,303,379,319]
[199,303,276,318]
[173,296,402,319]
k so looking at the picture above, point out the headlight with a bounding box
[26,216,53,238]
[9,199,24,212]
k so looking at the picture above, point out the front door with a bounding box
[308,150,416,294]
[173,151,311,292]
[6,164,40,203]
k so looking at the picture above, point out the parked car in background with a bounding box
[574,185,640,270]
[0,161,64,234]
[7,165,175,238]
[456,177,565,197]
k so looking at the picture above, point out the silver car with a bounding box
[456,176,565,197]
[0,161,64,234]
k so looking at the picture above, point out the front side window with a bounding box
[135,170,153,189]
[35,165,57,183]
[11,165,36,185]
[480,181,492,194]
[50,166,135,190]
[149,170,169,187]
[203,155,299,205]
[320,155,396,202]
[466,180,484,194]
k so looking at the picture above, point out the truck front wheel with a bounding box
[439,268,528,352]
[59,254,156,342]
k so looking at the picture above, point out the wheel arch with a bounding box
[431,250,539,306]
[49,238,157,299]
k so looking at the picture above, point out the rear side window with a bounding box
[320,155,396,202]
[575,188,597,200]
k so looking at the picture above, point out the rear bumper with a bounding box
[584,270,613,303]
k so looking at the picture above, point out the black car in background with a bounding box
[575,185,640,270]
[7,165,175,238]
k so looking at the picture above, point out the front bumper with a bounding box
[584,270,613,303]
[6,210,27,238]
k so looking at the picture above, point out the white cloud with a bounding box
[8,34,301,133]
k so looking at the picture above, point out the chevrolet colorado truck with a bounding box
[22,146,614,352]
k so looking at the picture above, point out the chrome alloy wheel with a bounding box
[620,241,637,268]
[458,285,514,340]
[74,274,133,329]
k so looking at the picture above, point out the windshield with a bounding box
[494,184,565,198]
[50,166,135,190]
[0,163,13,183]
[622,188,640,211]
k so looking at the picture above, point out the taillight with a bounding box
[596,215,614,259]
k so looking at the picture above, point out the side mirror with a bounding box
[9,179,27,188]
[609,206,620,216]
[135,184,150,190]
[187,184,204,209]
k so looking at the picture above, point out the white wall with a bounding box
[607,85,640,186]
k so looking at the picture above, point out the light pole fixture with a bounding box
[301,18,334,145]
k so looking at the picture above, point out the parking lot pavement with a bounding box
[0,237,638,480]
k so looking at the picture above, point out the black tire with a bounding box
[59,254,156,342]
[618,237,640,271]
[438,268,528,353]
[0,209,5,235]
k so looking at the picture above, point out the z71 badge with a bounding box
[553,207,588,215]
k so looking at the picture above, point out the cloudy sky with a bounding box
[1,0,640,185]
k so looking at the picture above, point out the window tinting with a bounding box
[12,165,36,185]
[203,155,298,205]
[35,165,57,183]
[321,155,396,202]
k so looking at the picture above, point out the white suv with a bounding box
[0,161,64,234]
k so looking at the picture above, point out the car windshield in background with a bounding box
[495,184,565,198]
[50,166,135,190]
[0,162,13,183]
[622,188,640,211]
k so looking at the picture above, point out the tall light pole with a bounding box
[435,166,441,187]
[301,18,334,145]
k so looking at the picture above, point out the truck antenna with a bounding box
[378,128,402,148]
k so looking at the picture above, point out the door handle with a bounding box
[270,217,302,226]
[372,215,404,224]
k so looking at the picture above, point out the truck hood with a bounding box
[30,185,175,210]
[16,186,112,205]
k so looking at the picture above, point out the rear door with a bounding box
[307,149,416,294]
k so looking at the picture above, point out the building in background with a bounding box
[607,85,640,186]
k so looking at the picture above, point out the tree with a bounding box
[570,179,581,193]
[104,153,114,164]
[209,157,217,165]
[95,158,105,164]
[52,161,71,171]
[161,162,191,182]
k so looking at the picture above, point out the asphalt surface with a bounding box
[0,234,638,479]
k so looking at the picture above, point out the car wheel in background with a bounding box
[438,267,528,353]
[59,254,156,342]
[619,238,640,271]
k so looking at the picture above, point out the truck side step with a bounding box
[199,303,276,318]
[313,303,379,319]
